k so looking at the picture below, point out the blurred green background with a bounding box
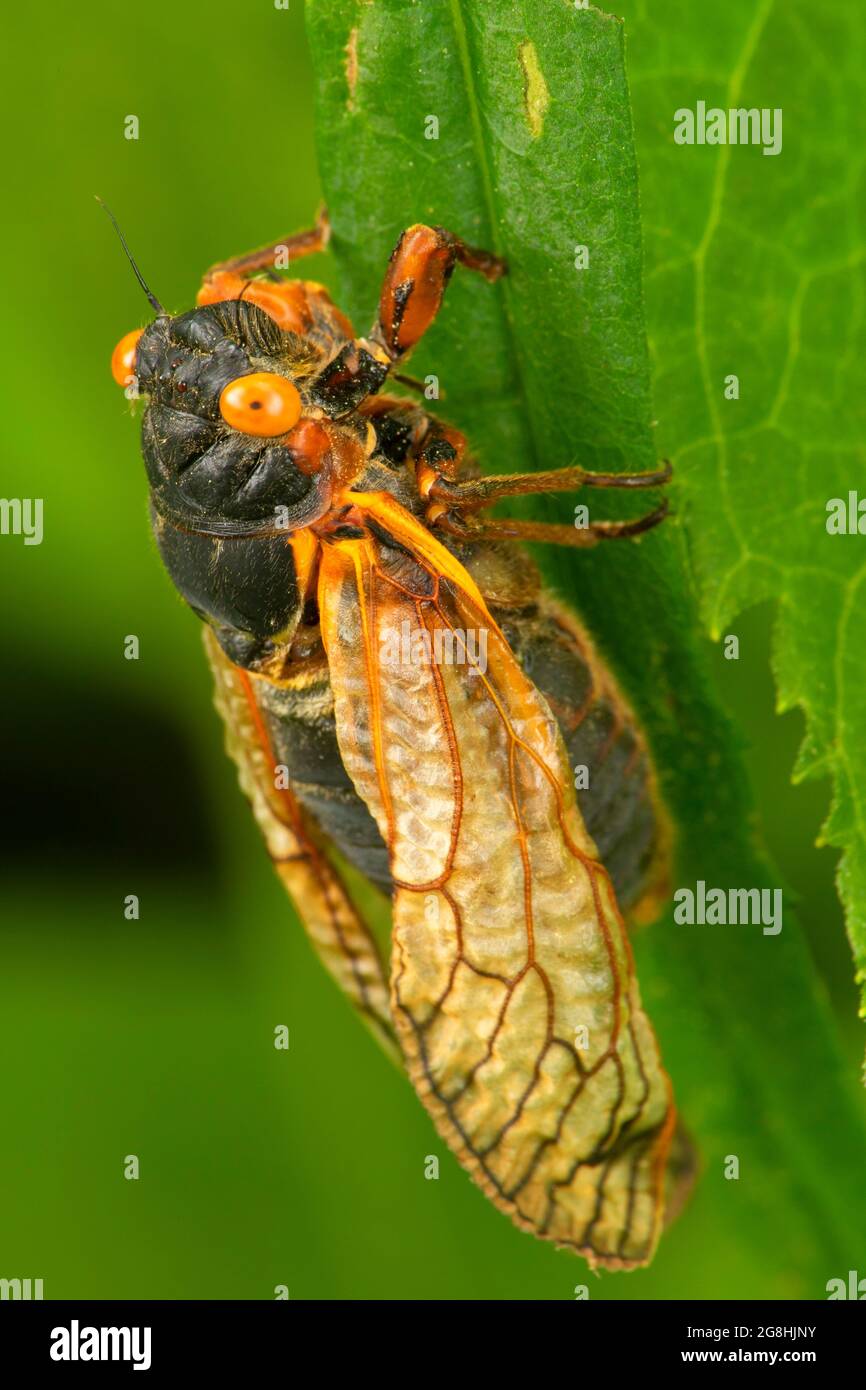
[0,0,860,1300]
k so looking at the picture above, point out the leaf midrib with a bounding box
[446,0,543,477]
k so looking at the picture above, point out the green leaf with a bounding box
[306,0,866,1294]
[616,0,866,1041]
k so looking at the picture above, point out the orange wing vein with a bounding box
[204,627,397,1059]
[318,494,680,1268]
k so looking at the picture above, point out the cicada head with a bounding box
[104,203,395,653]
[108,297,352,650]
[102,194,377,651]
[131,299,330,528]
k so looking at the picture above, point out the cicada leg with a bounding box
[413,418,471,491]
[370,224,506,364]
[419,455,672,548]
[429,500,670,548]
[196,208,356,341]
[203,204,331,280]
[424,458,673,509]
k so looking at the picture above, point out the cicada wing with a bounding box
[318,501,685,1268]
[204,628,397,1059]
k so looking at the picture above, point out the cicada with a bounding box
[108,206,693,1269]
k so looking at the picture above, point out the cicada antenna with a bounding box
[95,196,166,315]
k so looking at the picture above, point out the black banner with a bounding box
[1,1298,861,1374]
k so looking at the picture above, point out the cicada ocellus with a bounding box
[108,206,694,1269]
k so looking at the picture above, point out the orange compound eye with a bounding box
[219,372,302,437]
[111,328,144,386]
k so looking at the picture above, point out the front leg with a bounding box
[203,205,331,280]
[310,225,506,415]
[370,224,506,363]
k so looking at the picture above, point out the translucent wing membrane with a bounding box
[318,497,679,1268]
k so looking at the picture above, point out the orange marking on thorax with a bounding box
[290,527,321,605]
[197,271,313,334]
